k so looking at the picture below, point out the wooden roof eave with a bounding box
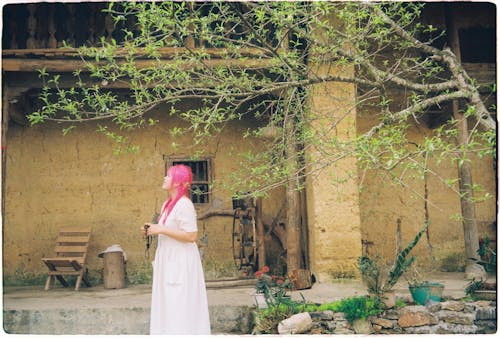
[2,47,279,73]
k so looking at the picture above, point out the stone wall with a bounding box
[274,300,496,334]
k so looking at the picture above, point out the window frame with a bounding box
[163,156,213,206]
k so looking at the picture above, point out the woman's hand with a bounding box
[143,223,162,236]
[141,223,197,242]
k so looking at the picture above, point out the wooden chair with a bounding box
[41,226,92,291]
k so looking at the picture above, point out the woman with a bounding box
[143,164,211,334]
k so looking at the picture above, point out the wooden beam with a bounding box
[2,57,276,73]
[2,47,272,59]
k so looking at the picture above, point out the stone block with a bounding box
[398,306,430,328]
[475,300,493,307]
[434,322,478,334]
[464,304,475,312]
[404,325,432,334]
[474,319,497,334]
[333,312,347,321]
[441,301,465,311]
[278,312,313,334]
[427,302,441,312]
[371,317,393,328]
[352,318,373,334]
[334,324,354,335]
[475,307,496,320]
[310,310,334,321]
[325,320,336,332]
[438,310,475,325]
[429,313,439,325]
[384,310,400,320]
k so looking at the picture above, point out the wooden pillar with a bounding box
[283,89,303,272]
[48,6,57,48]
[256,197,266,269]
[445,4,483,279]
[26,4,37,49]
[2,78,9,221]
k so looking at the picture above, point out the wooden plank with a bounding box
[43,257,84,263]
[43,260,82,270]
[48,270,82,275]
[59,226,91,233]
[55,275,69,287]
[56,235,90,243]
[54,246,88,253]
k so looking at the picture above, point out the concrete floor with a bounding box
[2,271,480,307]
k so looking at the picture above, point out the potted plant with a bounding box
[465,235,496,300]
[406,265,444,305]
[358,222,430,308]
[465,278,496,300]
[254,266,293,308]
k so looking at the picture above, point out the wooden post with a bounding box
[284,90,302,271]
[1,78,9,221]
[48,6,57,48]
[445,4,483,277]
[256,197,266,269]
[26,4,38,49]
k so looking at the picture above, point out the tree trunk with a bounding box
[445,5,485,279]
[284,91,302,272]
[286,178,301,271]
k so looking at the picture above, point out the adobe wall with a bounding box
[357,102,496,273]
[305,63,363,281]
[3,100,285,284]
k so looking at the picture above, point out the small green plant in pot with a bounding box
[465,278,496,300]
[358,222,429,308]
[406,265,444,305]
[470,235,496,272]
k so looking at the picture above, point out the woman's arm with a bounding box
[143,223,198,243]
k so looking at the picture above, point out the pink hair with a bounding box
[163,164,193,217]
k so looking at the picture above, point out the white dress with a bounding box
[150,197,211,335]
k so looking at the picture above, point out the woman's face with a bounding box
[162,174,173,191]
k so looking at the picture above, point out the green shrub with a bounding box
[254,302,305,334]
[395,298,407,309]
[253,295,384,333]
[302,296,383,324]
[336,296,383,323]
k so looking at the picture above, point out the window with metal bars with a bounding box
[165,158,211,204]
